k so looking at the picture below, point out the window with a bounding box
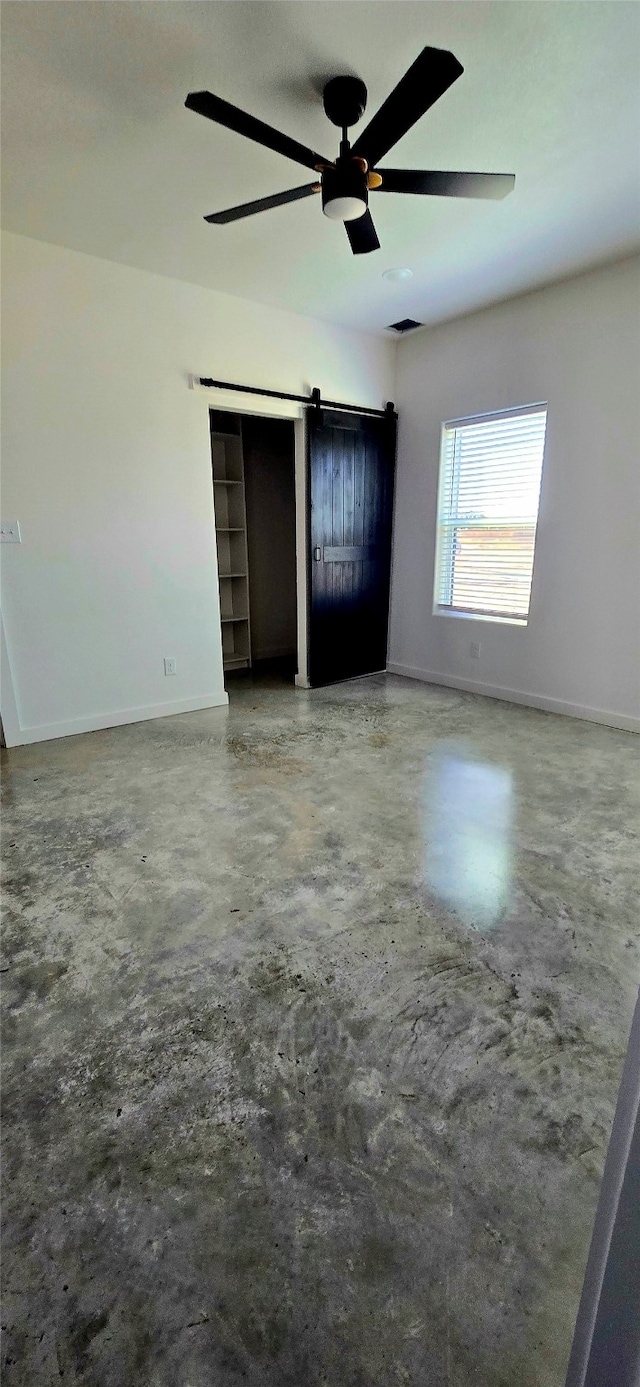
[433,403,547,624]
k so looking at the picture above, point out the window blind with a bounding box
[434,404,547,622]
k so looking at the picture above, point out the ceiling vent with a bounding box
[387,318,423,333]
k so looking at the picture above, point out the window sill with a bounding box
[433,607,528,628]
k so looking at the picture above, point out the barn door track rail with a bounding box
[191,374,396,421]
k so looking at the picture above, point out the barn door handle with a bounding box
[313,547,322,562]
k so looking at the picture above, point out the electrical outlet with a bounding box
[0,520,21,543]
[164,657,177,676]
[470,641,481,660]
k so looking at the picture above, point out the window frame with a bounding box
[432,402,547,627]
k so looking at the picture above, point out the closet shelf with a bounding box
[212,410,251,676]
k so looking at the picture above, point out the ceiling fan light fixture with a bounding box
[322,163,368,222]
[324,195,367,222]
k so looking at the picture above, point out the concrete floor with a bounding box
[2,673,638,1387]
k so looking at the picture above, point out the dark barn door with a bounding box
[308,408,396,687]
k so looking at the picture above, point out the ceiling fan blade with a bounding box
[376,169,516,199]
[345,210,380,255]
[374,169,513,199]
[186,91,331,172]
[205,183,319,224]
[351,47,463,168]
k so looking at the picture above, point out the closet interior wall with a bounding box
[243,416,297,666]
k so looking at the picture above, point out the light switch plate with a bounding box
[0,520,21,543]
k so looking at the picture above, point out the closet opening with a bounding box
[210,409,298,692]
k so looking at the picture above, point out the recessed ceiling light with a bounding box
[382,267,413,282]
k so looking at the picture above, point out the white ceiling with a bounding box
[2,1,639,335]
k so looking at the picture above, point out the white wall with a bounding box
[388,256,640,732]
[0,231,394,745]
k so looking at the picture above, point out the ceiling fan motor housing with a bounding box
[322,76,368,129]
[322,161,369,221]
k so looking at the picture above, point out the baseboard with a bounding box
[5,691,229,748]
[385,662,640,734]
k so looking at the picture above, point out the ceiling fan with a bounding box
[185,46,515,254]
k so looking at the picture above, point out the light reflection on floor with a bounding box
[423,743,514,929]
